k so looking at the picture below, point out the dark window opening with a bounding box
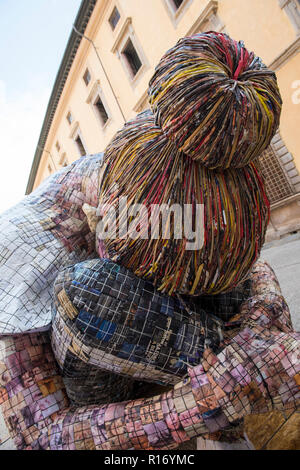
[122,39,142,77]
[67,112,73,125]
[94,96,109,126]
[75,135,86,156]
[258,146,294,204]
[83,68,91,86]
[60,154,69,167]
[172,0,184,10]
[109,6,120,30]
[55,141,60,152]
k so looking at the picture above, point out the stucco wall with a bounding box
[276,52,300,171]
[33,0,300,192]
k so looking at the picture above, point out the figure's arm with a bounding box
[0,261,298,450]
[0,154,102,335]
[236,260,293,333]
[0,323,298,450]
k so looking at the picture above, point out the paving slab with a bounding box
[261,232,300,331]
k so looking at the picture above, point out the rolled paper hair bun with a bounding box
[148,31,282,168]
[99,111,270,296]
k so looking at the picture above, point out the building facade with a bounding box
[26,0,300,240]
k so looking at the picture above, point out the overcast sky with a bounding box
[0,0,82,213]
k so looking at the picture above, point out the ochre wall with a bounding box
[219,0,295,64]
[33,0,300,190]
[276,52,300,171]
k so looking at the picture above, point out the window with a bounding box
[259,147,294,203]
[171,0,184,10]
[258,132,300,204]
[83,68,91,86]
[121,38,142,78]
[133,90,149,113]
[86,80,112,129]
[48,163,53,174]
[59,153,68,168]
[94,96,109,126]
[55,141,60,152]
[111,18,147,84]
[69,122,88,157]
[75,135,86,157]
[109,6,120,30]
[164,0,192,22]
[186,1,225,36]
[67,112,73,125]
[279,0,300,33]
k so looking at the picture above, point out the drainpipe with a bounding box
[37,146,57,171]
[72,24,126,123]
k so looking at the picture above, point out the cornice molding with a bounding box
[268,36,300,70]
[59,152,67,166]
[69,121,80,139]
[111,17,133,53]
[278,0,290,8]
[86,80,101,103]
[270,191,300,210]
[186,0,218,36]
[133,90,148,113]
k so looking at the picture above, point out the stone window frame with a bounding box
[133,90,149,114]
[107,1,123,35]
[163,0,194,27]
[47,163,53,175]
[279,0,300,35]
[111,18,148,86]
[69,121,89,157]
[271,132,300,193]
[66,111,74,126]
[185,1,225,36]
[260,131,300,205]
[59,152,69,168]
[132,2,224,114]
[108,5,121,31]
[83,68,92,87]
[86,80,112,130]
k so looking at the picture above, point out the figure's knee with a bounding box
[51,258,224,386]
[51,258,129,371]
[51,258,138,404]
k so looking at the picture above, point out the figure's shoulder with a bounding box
[79,152,104,166]
[71,152,105,174]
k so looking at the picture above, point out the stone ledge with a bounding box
[268,36,300,71]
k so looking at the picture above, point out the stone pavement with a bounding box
[261,231,300,331]
[0,233,299,450]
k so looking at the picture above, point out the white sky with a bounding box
[0,0,81,213]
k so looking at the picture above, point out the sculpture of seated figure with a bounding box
[0,32,298,451]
